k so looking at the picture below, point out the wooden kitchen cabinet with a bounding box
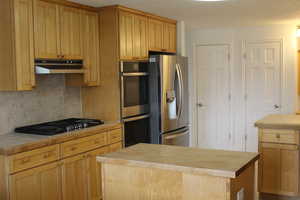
[61,154,89,200]
[0,0,35,91]
[258,129,300,197]
[148,18,164,52]
[33,0,61,59]
[119,10,149,60]
[149,18,177,53]
[133,15,148,59]
[163,22,177,53]
[9,162,62,200]
[81,10,100,86]
[119,11,135,60]
[86,147,108,200]
[60,6,83,60]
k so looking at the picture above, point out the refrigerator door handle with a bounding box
[176,63,184,119]
[164,130,189,140]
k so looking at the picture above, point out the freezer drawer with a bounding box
[161,128,189,146]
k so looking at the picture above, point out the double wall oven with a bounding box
[121,61,150,147]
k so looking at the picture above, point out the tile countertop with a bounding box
[97,143,259,178]
[0,121,121,156]
[255,114,300,130]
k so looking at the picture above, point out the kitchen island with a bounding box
[255,114,300,199]
[97,143,259,200]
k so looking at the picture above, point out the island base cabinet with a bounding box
[101,162,255,200]
[9,162,62,200]
[259,143,299,197]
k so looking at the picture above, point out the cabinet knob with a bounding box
[276,134,280,139]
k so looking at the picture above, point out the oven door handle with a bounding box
[123,114,150,122]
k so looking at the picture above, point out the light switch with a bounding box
[237,188,244,200]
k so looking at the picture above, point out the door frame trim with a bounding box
[242,38,284,152]
[192,43,233,149]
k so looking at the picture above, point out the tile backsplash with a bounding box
[0,75,82,135]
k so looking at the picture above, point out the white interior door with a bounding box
[195,44,231,150]
[245,41,282,152]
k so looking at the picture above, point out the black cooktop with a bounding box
[15,118,104,136]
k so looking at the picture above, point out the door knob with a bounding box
[197,103,203,107]
[274,104,280,109]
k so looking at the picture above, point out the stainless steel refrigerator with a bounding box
[149,55,189,146]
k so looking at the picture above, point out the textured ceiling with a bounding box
[69,0,300,28]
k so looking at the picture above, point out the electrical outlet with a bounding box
[237,188,244,200]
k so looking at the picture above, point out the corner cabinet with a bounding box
[258,129,300,197]
[0,0,35,91]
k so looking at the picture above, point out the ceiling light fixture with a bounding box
[194,0,226,1]
[297,26,300,38]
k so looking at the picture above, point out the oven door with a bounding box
[123,114,150,147]
[121,62,149,118]
[161,127,190,147]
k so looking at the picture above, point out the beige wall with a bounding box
[0,75,82,135]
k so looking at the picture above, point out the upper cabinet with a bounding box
[34,0,60,59]
[118,7,176,61]
[81,10,100,86]
[148,18,164,52]
[133,15,148,59]
[34,1,83,60]
[0,0,35,91]
[149,18,177,53]
[163,22,177,53]
[60,6,83,60]
[119,11,135,60]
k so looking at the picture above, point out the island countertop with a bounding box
[97,143,259,178]
[255,114,300,129]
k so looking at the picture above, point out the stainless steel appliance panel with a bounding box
[159,55,189,133]
[161,127,189,146]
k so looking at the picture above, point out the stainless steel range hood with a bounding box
[35,59,85,74]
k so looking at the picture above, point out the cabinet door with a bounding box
[13,0,35,90]
[259,143,299,196]
[108,142,123,153]
[119,11,134,60]
[163,23,176,53]
[60,6,82,59]
[133,15,148,60]
[148,18,164,52]
[10,162,61,200]
[33,0,60,59]
[86,147,108,200]
[81,11,100,86]
[61,154,88,200]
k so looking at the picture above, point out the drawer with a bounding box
[260,129,299,145]
[61,133,107,158]
[108,142,123,153]
[107,129,122,144]
[9,145,59,174]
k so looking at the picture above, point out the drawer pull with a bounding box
[276,134,281,139]
[71,146,77,151]
[21,158,31,164]
[43,152,50,159]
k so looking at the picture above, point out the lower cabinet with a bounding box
[61,154,89,200]
[9,162,61,200]
[259,142,299,196]
[86,147,108,200]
